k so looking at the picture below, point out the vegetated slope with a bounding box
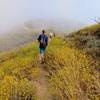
[66,24,100,66]
[0,42,39,99]
[0,37,99,100]
[45,38,100,100]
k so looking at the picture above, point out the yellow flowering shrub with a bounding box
[0,37,99,100]
[0,42,39,100]
[45,38,100,100]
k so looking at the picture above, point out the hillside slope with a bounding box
[0,37,99,100]
[66,24,100,66]
[0,31,38,52]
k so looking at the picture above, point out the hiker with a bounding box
[37,30,48,63]
[49,32,53,39]
[49,32,53,41]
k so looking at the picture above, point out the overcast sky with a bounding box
[0,0,100,33]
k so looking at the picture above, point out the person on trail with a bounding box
[49,32,53,42]
[49,32,53,39]
[37,30,48,63]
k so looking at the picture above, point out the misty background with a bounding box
[0,0,100,52]
[0,0,100,33]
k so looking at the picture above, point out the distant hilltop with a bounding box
[0,19,86,52]
[23,19,85,34]
[0,19,85,35]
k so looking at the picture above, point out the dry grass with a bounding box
[45,38,100,100]
[0,37,99,100]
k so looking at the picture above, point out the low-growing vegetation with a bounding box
[0,34,99,99]
[66,24,100,69]
[45,38,100,100]
[0,43,39,100]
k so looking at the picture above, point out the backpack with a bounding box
[40,35,47,48]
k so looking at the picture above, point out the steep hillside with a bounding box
[66,24,100,66]
[0,37,99,100]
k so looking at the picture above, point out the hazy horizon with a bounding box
[0,0,100,33]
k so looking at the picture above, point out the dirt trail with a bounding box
[34,64,52,100]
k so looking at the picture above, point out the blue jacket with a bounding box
[38,33,48,48]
